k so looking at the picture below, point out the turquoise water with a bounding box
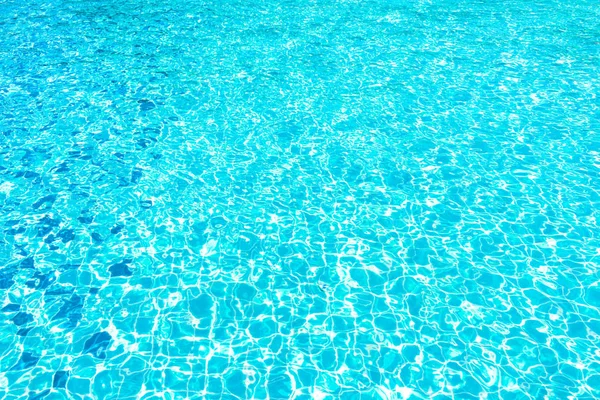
[1,0,599,398]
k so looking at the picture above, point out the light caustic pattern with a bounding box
[0,0,599,399]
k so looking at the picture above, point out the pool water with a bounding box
[1,0,599,398]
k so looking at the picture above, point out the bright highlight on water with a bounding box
[0,0,599,399]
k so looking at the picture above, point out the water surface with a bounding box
[1,0,599,398]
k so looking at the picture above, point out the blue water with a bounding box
[1,0,599,398]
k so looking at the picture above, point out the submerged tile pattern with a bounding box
[1,0,600,398]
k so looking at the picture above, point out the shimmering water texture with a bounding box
[1,0,599,399]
